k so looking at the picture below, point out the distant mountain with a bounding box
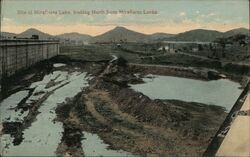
[165,28,249,42]
[169,29,223,42]
[18,28,52,39]
[223,28,249,38]
[56,32,92,41]
[1,27,249,43]
[89,26,148,43]
[147,33,175,41]
[1,32,17,38]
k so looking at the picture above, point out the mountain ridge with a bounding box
[1,27,248,42]
[55,32,92,41]
[88,26,148,43]
[18,28,53,39]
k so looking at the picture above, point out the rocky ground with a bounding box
[0,56,229,157]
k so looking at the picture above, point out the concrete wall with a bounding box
[0,39,59,81]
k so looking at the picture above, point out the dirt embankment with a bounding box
[129,63,250,84]
[0,55,228,156]
[55,58,227,156]
[98,63,226,156]
[128,63,219,80]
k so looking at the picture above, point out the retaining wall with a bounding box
[0,39,59,81]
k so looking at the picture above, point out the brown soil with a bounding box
[55,58,227,157]
[1,55,228,157]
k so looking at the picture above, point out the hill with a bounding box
[223,27,249,38]
[2,27,248,42]
[148,33,175,41]
[89,26,148,43]
[18,28,52,39]
[169,29,223,42]
[0,32,17,38]
[56,32,92,41]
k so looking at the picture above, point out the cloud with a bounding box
[179,12,186,16]
[104,13,123,23]
[56,16,64,21]
[2,18,15,25]
[208,12,216,16]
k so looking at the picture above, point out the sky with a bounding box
[1,0,249,35]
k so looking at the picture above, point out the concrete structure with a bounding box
[204,81,250,157]
[215,91,250,157]
[0,39,59,81]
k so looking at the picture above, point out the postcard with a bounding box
[0,0,249,156]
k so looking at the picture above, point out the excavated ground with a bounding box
[0,56,228,157]
[55,58,227,156]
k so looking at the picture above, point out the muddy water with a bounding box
[0,66,91,156]
[0,91,30,123]
[53,63,66,68]
[81,132,134,156]
[0,63,134,156]
[131,75,242,111]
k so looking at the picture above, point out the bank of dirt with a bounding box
[1,56,232,156]
[54,58,227,156]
